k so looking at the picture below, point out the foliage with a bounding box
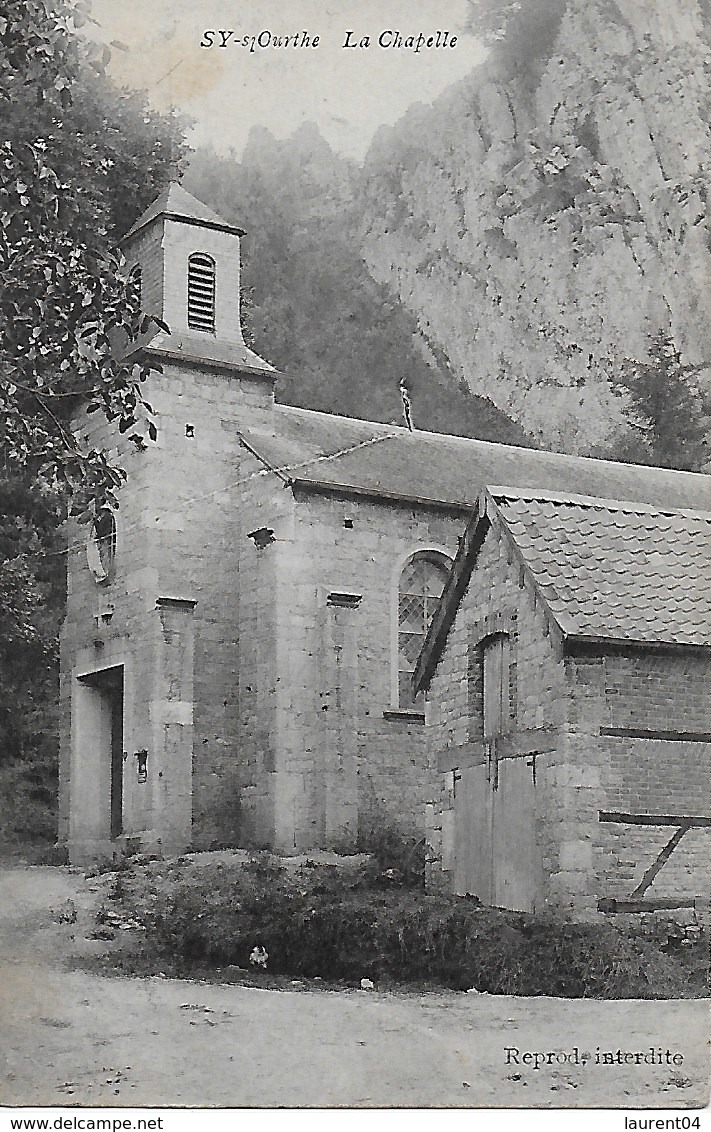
[0,744,58,848]
[0,486,62,846]
[356,812,425,889]
[609,332,710,470]
[0,0,185,520]
[116,856,706,998]
[0,474,63,767]
[185,137,533,446]
[0,1,186,803]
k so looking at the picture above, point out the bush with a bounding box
[0,750,58,851]
[122,857,707,998]
[358,825,425,889]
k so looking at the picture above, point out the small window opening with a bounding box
[483,634,511,739]
[187,252,216,333]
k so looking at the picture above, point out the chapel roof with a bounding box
[123,183,246,240]
[414,487,711,693]
[241,404,711,512]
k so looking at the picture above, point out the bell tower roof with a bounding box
[124,183,246,241]
[121,183,275,381]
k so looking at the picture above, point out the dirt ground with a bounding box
[0,863,708,1109]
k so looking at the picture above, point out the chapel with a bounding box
[58,187,711,920]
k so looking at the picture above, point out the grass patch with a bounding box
[106,854,708,999]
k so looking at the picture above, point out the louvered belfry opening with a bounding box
[187,252,216,333]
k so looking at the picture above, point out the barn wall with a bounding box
[425,522,575,912]
[566,652,711,908]
[426,523,711,920]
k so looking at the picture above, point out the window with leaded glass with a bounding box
[397,552,450,709]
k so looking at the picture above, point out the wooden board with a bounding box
[453,762,492,901]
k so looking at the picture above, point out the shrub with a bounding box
[357,816,425,889]
[124,857,707,998]
[0,751,58,850]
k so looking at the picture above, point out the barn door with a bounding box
[453,754,540,912]
[453,763,493,901]
[492,755,540,912]
[453,631,541,910]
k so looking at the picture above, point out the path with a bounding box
[0,865,708,1108]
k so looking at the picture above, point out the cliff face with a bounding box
[185,126,533,446]
[360,0,711,452]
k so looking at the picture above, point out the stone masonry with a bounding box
[423,505,711,921]
[60,187,711,884]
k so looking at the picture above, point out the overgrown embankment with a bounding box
[95,853,708,999]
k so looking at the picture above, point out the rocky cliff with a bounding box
[360,0,711,452]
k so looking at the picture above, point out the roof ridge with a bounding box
[487,484,711,520]
[271,404,711,482]
[273,403,410,436]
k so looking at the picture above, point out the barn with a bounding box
[415,486,711,920]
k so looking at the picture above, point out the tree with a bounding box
[186,136,533,445]
[0,0,185,522]
[0,0,187,835]
[611,333,710,471]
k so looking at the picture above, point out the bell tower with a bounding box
[122,182,272,375]
[60,185,278,863]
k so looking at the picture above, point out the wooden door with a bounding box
[453,751,541,912]
[453,762,492,900]
[492,755,541,912]
[453,634,542,911]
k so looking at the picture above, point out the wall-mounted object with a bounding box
[248,527,276,550]
[134,749,148,783]
[87,511,117,585]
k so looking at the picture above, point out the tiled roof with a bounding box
[492,488,711,647]
[123,183,246,240]
[240,404,711,512]
[414,486,711,693]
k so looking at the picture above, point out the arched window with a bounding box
[187,252,216,332]
[397,551,450,709]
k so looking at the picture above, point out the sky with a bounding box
[88,0,487,162]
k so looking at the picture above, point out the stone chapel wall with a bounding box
[60,358,275,858]
[231,482,466,852]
